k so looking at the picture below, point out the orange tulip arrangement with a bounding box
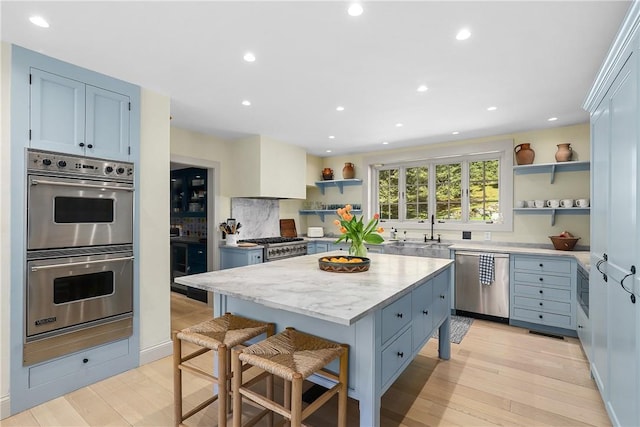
[333,204,384,257]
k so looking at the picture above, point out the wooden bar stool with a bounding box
[173,313,274,427]
[231,327,349,427]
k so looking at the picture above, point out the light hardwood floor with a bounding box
[2,292,610,427]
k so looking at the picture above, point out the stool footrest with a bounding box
[301,383,340,420]
[182,395,219,421]
[240,387,290,419]
[179,363,219,383]
[181,346,211,363]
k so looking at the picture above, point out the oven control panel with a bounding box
[27,149,134,181]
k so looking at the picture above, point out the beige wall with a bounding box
[1,41,11,418]
[138,89,172,359]
[301,123,591,246]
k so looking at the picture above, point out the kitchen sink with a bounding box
[383,240,451,258]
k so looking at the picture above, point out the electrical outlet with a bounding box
[484,232,491,241]
[462,231,471,240]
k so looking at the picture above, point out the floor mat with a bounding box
[432,315,474,344]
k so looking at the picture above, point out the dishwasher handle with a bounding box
[455,251,509,259]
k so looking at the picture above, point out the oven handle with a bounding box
[30,256,135,272]
[30,179,134,192]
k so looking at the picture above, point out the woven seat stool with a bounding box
[173,313,274,427]
[232,327,349,427]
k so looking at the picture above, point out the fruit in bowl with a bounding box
[558,231,573,238]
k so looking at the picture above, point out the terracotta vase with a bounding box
[514,143,535,165]
[342,162,355,179]
[555,143,573,162]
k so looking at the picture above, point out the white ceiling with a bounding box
[1,1,631,157]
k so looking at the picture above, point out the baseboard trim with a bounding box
[0,394,11,420]
[139,339,172,365]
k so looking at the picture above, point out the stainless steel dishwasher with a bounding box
[455,251,510,321]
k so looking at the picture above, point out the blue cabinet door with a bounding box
[590,91,610,397]
[606,53,639,427]
[86,85,130,160]
[30,68,85,155]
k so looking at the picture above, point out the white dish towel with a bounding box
[479,253,495,285]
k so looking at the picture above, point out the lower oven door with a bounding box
[26,252,134,338]
[27,174,134,250]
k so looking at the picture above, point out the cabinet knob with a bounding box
[539,315,543,319]
[539,263,543,267]
[422,310,429,315]
[578,325,583,329]
[539,302,543,306]
[539,290,543,294]
[87,144,93,149]
[397,352,404,358]
[539,277,543,282]
[79,142,85,147]
[83,358,89,364]
[396,313,403,319]
[440,295,445,299]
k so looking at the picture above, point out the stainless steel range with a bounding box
[24,149,134,366]
[238,237,307,261]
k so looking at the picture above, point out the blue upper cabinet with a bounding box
[30,68,131,160]
[86,85,130,160]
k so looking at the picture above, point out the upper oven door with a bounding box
[26,252,134,337]
[27,174,134,250]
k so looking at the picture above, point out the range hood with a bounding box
[229,136,306,199]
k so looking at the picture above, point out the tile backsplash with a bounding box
[171,217,207,237]
[231,198,280,239]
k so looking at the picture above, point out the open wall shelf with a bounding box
[513,161,590,184]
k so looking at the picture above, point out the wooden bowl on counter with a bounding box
[318,256,370,273]
[549,235,580,251]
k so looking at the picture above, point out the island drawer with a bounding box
[514,296,571,315]
[513,256,572,275]
[513,284,571,302]
[513,307,572,328]
[381,293,412,344]
[412,281,433,351]
[513,271,572,288]
[381,328,412,387]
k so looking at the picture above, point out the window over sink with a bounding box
[367,139,513,232]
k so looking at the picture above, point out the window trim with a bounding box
[364,139,513,232]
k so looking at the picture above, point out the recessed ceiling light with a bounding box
[29,16,49,28]
[336,106,345,111]
[243,52,256,62]
[382,141,389,145]
[487,106,497,111]
[347,3,363,16]
[417,85,428,93]
[548,117,558,121]
[456,28,471,41]
[241,100,251,106]
[326,149,332,153]
[452,131,460,135]
[328,136,335,139]
[395,123,404,127]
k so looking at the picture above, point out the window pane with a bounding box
[435,163,462,220]
[378,168,399,220]
[469,159,500,221]
[405,166,428,220]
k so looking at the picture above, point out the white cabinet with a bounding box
[584,6,640,425]
[30,68,131,160]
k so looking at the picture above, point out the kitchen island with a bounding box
[176,251,453,427]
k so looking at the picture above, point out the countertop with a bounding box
[170,236,206,244]
[449,243,590,271]
[175,251,453,326]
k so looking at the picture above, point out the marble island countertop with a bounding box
[176,251,453,326]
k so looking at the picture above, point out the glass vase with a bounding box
[349,241,368,257]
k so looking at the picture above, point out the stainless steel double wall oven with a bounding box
[24,149,134,365]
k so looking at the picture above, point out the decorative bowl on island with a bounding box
[318,256,370,273]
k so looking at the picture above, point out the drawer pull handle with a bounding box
[539,290,543,294]
[578,325,583,329]
[539,263,543,267]
[539,277,543,282]
[539,302,543,306]
[396,313,403,318]
[83,358,89,364]
[440,295,446,299]
[397,352,404,358]
[422,310,429,315]
[539,315,543,319]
